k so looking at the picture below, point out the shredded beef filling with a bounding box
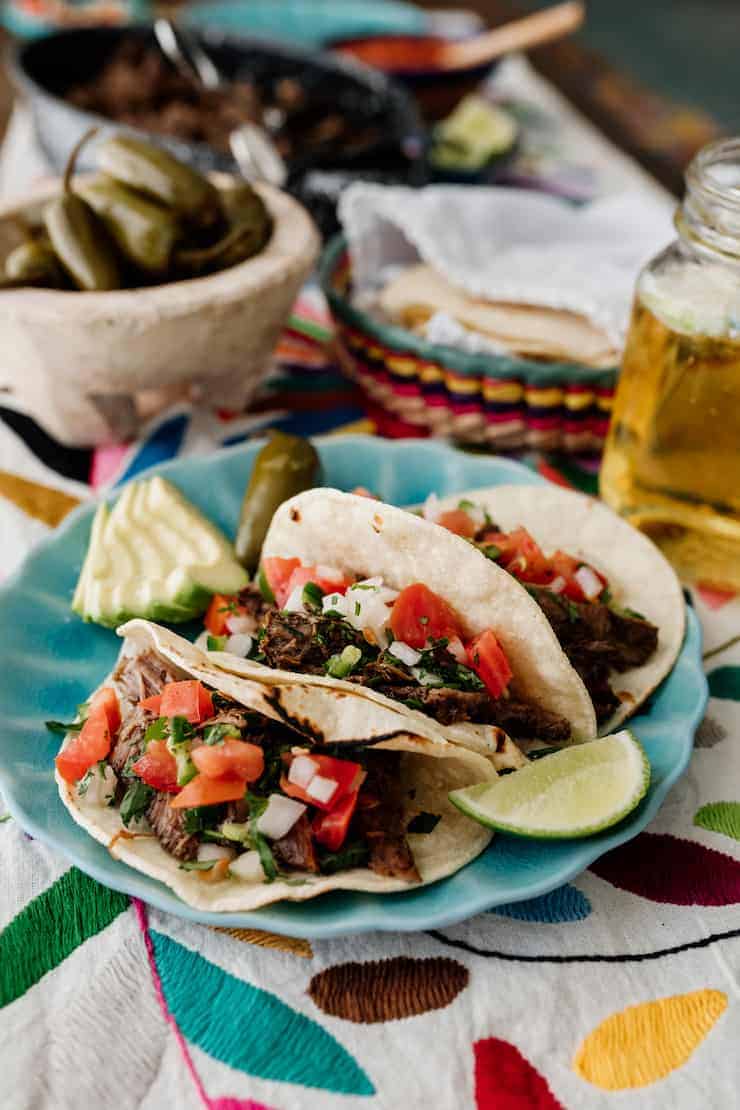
[273,813,319,873]
[146,793,199,861]
[113,649,182,703]
[259,609,570,741]
[354,751,419,882]
[527,587,659,724]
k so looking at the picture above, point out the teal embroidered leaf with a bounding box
[707,666,740,701]
[150,931,374,1096]
[489,883,591,923]
[0,868,128,1008]
[694,802,740,842]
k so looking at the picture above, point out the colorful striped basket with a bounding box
[319,235,619,452]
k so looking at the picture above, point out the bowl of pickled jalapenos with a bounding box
[0,133,320,446]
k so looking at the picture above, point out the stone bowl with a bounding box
[0,176,319,445]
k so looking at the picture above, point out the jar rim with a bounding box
[686,138,740,213]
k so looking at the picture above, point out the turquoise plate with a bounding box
[0,437,706,937]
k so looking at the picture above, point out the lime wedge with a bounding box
[449,731,650,839]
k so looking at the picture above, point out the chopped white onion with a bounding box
[226,614,255,635]
[574,565,603,601]
[197,843,236,863]
[225,632,253,658]
[288,754,318,789]
[306,774,338,805]
[229,851,264,882]
[549,575,566,595]
[257,794,307,840]
[194,630,211,652]
[423,492,441,522]
[283,584,307,612]
[389,640,422,667]
[447,635,468,664]
[322,592,348,616]
[411,667,444,687]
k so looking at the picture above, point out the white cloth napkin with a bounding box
[339,183,675,345]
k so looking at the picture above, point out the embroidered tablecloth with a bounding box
[1,57,738,1110]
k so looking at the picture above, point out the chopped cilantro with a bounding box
[302,581,324,611]
[354,600,361,616]
[120,781,154,827]
[480,544,501,562]
[144,717,168,742]
[207,635,228,651]
[457,498,476,510]
[203,722,242,745]
[170,716,195,746]
[44,719,83,735]
[179,859,218,872]
[402,697,425,711]
[407,812,441,834]
[622,606,647,621]
[600,587,612,605]
[318,840,369,875]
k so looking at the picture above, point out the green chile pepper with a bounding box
[44,129,122,292]
[213,183,272,270]
[76,176,179,275]
[97,136,221,230]
[4,239,66,288]
[236,432,320,571]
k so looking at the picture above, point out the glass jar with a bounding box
[600,138,740,590]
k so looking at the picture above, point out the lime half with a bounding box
[449,731,650,839]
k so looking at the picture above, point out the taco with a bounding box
[200,488,599,755]
[427,484,684,730]
[54,619,495,910]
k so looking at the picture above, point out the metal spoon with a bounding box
[153,19,288,188]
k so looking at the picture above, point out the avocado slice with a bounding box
[72,476,248,627]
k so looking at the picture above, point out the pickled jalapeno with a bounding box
[236,433,320,571]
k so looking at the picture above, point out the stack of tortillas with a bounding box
[379,263,618,368]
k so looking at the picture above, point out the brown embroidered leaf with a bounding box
[309,956,468,1022]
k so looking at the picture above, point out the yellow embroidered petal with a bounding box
[573,989,727,1090]
[214,926,313,959]
[0,471,80,528]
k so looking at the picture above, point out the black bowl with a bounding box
[12,24,426,234]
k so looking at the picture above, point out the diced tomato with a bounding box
[132,740,179,793]
[262,556,301,608]
[481,527,550,584]
[283,565,352,605]
[204,593,240,637]
[549,551,607,603]
[390,582,465,649]
[91,687,121,734]
[312,790,359,851]
[55,706,111,785]
[280,753,365,812]
[437,508,477,538]
[159,680,213,725]
[466,629,513,699]
[140,694,162,715]
[170,774,247,809]
[192,738,264,782]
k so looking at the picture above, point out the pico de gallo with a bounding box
[423,496,660,723]
[53,650,425,882]
[200,560,573,743]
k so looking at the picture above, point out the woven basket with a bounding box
[319,235,618,452]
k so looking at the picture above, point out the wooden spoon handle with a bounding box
[441,1,585,70]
